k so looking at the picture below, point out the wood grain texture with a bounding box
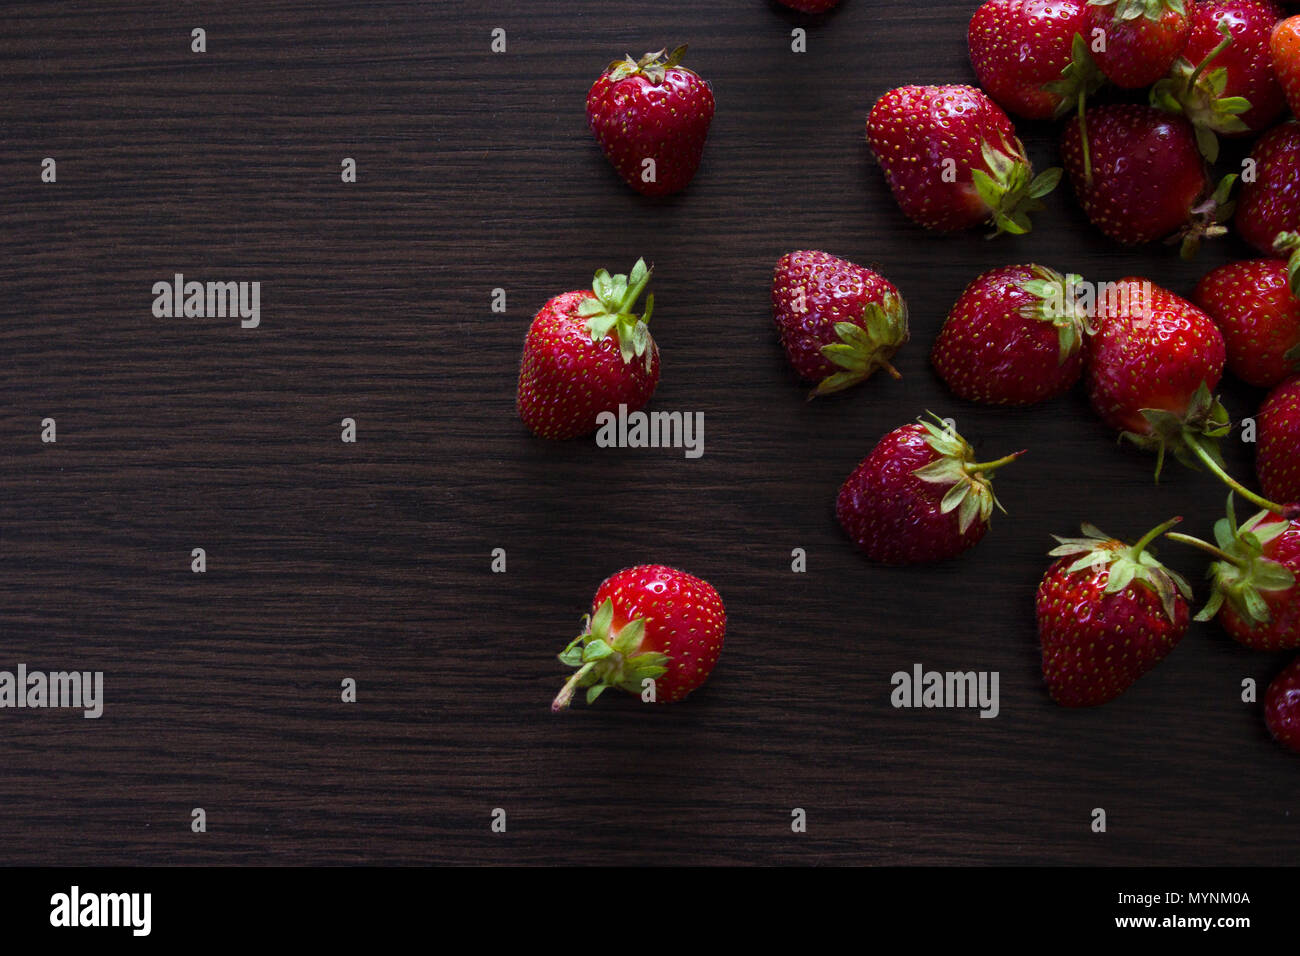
[0,0,1295,866]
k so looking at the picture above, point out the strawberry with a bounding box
[551,565,726,709]
[1194,258,1300,388]
[1167,497,1300,649]
[586,46,714,197]
[1084,276,1229,475]
[932,264,1088,405]
[770,250,909,397]
[866,84,1061,235]
[777,0,841,10]
[1151,0,1286,159]
[1082,0,1194,88]
[1236,120,1300,256]
[1264,656,1300,752]
[1061,104,1231,254]
[517,259,659,440]
[968,0,1103,120]
[1258,376,1300,504]
[1271,14,1300,116]
[836,415,1024,564]
[1037,517,1192,706]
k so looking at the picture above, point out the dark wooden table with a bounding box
[0,0,1294,866]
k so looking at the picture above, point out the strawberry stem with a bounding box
[1165,531,1243,568]
[1182,431,1297,518]
[1131,515,1183,559]
[551,661,596,712]
[1186,25,1234,91]
[967,450,1027,474]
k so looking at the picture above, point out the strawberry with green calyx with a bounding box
[1082,0,1194,90]
[1166,494,1300,649]
[1150,21,1251,161]
[551,565,726,710]
[1037,516,1193,706]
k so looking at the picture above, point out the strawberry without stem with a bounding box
[932,264,1088,405]
[552,565,726,709]
[770,250,909,397]
[867,84,1061,235]
[836,416,1024,564]
[586,46,715,197]
[1258,376,1300,504]
[1083,0,1194,88]
[1264,657,1300,752]
[1236,120,1300,257]
[517,259,659,440]
[1037,518,1192,706]
[1194,258,1300,388]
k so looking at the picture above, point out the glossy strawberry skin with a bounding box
[1219,515,1300,649]
[1195,259,1300,388]
[517,290,659,440]
[1061,105,1208,245]
[1272,15,1300,117]
[1083,0,1194,88]
[1258,377,1300,504]
[592,565,726,703]
[586,58,714,197]
[836,424,988,564]
[1085,278,1225,434]
[1183,0,1286,135]
[1037,556,1191,706]
[1237,120,1300,256]
[968,0,1088,119]
[866,84,1023,232]
[932,264,1084,405]
[1264,656,1300,752]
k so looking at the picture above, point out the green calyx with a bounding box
[1173,174,1235,260]
[1275,232,1300,297]
[551,598,669,711]
[1124,381,1231,481]
[1017,266,1090,364]
[813,292,909,397]
[1088,0,1187,22]
[606,45,687,85]
[912,414,1026,535]
[1166,494,1296,626]
[1048,516,1192,624]
[580,258,655,369]
[1150,23,1251,163]
[971,140,1062,238]
[1045,34,1107,183]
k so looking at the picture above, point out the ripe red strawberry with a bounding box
[968,0,1102,120]
[1194,259,1300,388]
[1037,517,1192,706]
[1083,0,1194,88]
[1085,277,1228,474]
[836,416,1024,564]
[551,565,726,709]
[1167,499,1300,649]
[1236,120,1300,256]
[1258,376,1300,503]
[866,84,1061,235]
[1061,105,1231,253]
[517,259,659,440]
[777,0,841,10]
[932,264,1088,405]
[586,46,714,197]
[770,250,909,397]
[1264,656,1300,752]
[1271,14,1300,116]
[1151,0,1286,158]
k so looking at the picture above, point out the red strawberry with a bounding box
[1271,14,1300,116]
[1083,0,1194,88]
[517,259,659,440]
[586,46,714,197]
[770,250,909,397]
[1085,276,1228,474]
[777,0,841,10]
[1061,104,1231,253]
[551,565,726,709]
[968,0,1102,120]
[836,416,1024,564]
[1151,0,1286,158]
[1167,499,1300,649]
[1258,376,1300,503]
[1264,656,1300,752]
[866,84,1061,235]
[1037,517,1192,706]
[1194,259,1300,388]
[1236,120,1300,256]
[932,264,1088,405]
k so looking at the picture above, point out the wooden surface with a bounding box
[0,0,1295,867]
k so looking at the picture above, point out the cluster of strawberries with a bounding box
[518,3,1300,753]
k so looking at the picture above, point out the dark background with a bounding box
[0,0,1294,867]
